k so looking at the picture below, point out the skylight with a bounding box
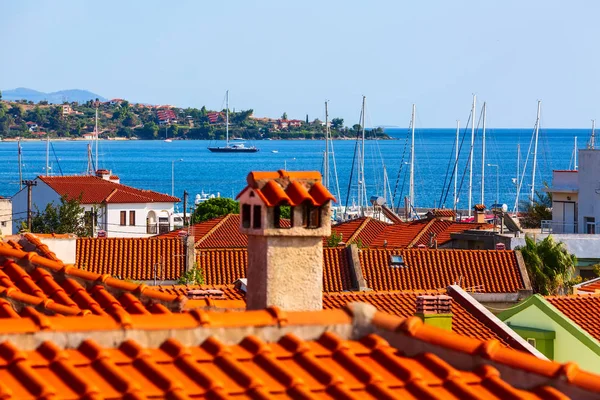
[390,255,405,268]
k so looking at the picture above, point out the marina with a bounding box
[0,127,585,211]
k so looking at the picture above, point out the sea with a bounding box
[0,128,586,211]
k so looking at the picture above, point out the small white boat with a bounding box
[164,139,172,143]
[271,150,279,153]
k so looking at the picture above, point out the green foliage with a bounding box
[517,235,576,295]
[281,112,288,120]
[354,237,365,249]
[279,205,291,219]
[331,117,344,129]
[326,231,343,247]
[192,197,239,223]
[28,195,92,237]
[520,187,552,229]
[177,264,205,285]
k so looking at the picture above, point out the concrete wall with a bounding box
[0,199,12,236]
[502,305,600,374]
[39,237,77,264]
[246,235,323,311]
[510,234,600,259]
[577,150,600,233]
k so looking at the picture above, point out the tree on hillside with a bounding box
[517,235,576,295]
[0,89,2,100]
[27,195,92,237]
[281,112,288,120]
[520,187,552,229]
[9,104,23,119]
[192,198,239,223]
[331,118,344,129]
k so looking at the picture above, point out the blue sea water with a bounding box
[0,127,585,210]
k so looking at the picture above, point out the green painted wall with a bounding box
[509,325,555,359]
[502,304,600,374]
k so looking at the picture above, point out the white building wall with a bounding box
[105,202,175,237]
[0,199,12,236]
[577,150,600,233]
[11,179,61,234]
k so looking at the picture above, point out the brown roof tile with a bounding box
[38,175,179,204]
[546,295,600,341]
[360,248,526,293]
[0,307,596,399]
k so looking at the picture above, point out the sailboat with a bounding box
[208,91,259,153]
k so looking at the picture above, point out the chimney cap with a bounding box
[416,294,452,315]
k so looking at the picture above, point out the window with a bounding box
[129,210,135,226]
[526,338,536,348]
[390,255,405,268]
[242,204,251,228]
[585,217,596,234]
[253,205,262,229]
[274,205,291,229]
[120,211,126,226]
[303,205,321,228]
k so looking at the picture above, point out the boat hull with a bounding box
[208,147,259,153]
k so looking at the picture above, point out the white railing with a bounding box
[541,220,578,234]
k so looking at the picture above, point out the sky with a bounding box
[1,0,600,128]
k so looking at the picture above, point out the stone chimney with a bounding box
[473,204,486,224]
[96,169,119,183]
[415,295,452,331]
[237,170,335,311]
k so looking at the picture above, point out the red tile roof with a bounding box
[76,237,186,280]
[237,170,336,206]
[574,277,600,294]
[546,295,600,342]
[196,247,352,292]
[370,218,492,248]
[159,214,289,249]
[0,306,596,399]
[0,236,186,318]
[38,175,180,204]
[331,217,390,246]
[360,248,527,293]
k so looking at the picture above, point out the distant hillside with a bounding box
[1,87,107,104]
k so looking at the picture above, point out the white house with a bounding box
[0,197,12,236]
[544,149,600,235]
[11,170,180,238]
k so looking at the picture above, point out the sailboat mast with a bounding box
[574,136,578,170]
[226,90,229,146]
[481,102,487,205]
[409,104,415,218]
[453,120,459,211]
[589,119,596,149]
[45,131,50,176]
[324,101,329,187]
[516,143,520,212]
[530,100,541,206]
[468,94,476,217]
[359,96,366,213]
[18,139,22,190]
[94,106,99,171]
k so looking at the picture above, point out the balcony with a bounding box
[541,221,578,234]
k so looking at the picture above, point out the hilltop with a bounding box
[0,95,387,141]
[1,88,106,104]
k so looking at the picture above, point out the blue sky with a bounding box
[1,0,599,128]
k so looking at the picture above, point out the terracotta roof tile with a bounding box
[575,277,600,294]
[330,217,391,246]
[0,237,185,318]
[370,218,492,248]
[546,295,600,341]
[0,307,596,399]
[76,237,186,280]
[38,175,180,204]
[237,170,336,206]
[323,290,508,344]
[360,248,526,293]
